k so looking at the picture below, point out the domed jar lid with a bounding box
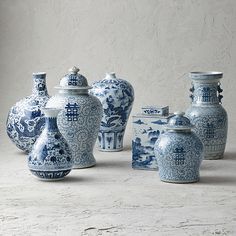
[56,66,92,90]
[166,111,194,131]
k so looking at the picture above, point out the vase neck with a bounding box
[32,73,49,96]
[190,80,223,105]
[45,117,59,132]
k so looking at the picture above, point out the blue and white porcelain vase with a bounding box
[185,72,228,160]
[6,72,50,153]
[46,66,103,168]
[154,112,204,183]
[28,108,73,180]
[90,72,134,152]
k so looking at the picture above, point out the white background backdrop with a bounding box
[1,0,236,148]
[1,2,236,235]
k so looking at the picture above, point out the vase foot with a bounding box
[204,153,224,160]
[30,169,71,181]
[99,147,123,152]
[73,162,96,169]
[160,178,200,184]
[73,153,96,169]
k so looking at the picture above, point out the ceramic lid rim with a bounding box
[54,85,92,90]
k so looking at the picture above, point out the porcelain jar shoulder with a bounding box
[154,112,204,183]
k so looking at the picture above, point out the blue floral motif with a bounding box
[90,73,134,151]
[6,73,50,153]
[28,109,73,181]
[186,72,228,159]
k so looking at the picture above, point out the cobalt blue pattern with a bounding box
[6,72,50,153]
[65,103,79,121]
[154,112,204,183]
[46,67,103,168]
[59,66,90,88]
[132,109,171,170]
[185,72,228,160]
[90,73,134,151]
[142,106,169,116]
[28,108,73,181]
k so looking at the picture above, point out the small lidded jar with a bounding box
[154,111,204,183]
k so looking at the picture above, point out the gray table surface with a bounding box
[0,135,236,236]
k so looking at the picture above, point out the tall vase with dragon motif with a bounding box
[185,72,228,160]
[6,72,50,153]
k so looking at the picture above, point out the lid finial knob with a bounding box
[69,66,80,74]
[105,72,116,79]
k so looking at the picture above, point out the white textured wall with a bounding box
[1,0,236,147]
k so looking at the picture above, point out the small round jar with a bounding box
[154,112,204,183]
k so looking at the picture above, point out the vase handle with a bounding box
[189,84,194,102]
[218,83,223,104]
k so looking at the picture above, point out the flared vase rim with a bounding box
[32,72,47,76]
[189,71,223,80]
[41,108,62,117]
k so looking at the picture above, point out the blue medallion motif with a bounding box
[65,103,80,121]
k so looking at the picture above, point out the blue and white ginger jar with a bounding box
[6,72,50,153]
[46,66,103,168]
[28,108,73,180]
[90,72,134,151]
[154,112,204,183]
[185,72,228,160]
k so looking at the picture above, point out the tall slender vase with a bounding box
[28,108,73,181]
[46,67,103,168]
[90,72,134,152]
[6,72,50,153]
[185,72,228,160]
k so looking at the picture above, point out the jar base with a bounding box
[30,169,71,181]
[73,162,96,169]
[99,147,123,152]
[73,153,96,169]
[160,178,200,184]
[204,153,224,160]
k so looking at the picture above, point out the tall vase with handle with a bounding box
[185,72,228,160]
